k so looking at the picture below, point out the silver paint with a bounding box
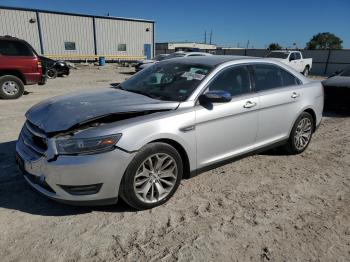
[16,56,324,205]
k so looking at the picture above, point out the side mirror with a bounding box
[199,90,232,104]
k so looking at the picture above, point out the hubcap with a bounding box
[2,81,19,95]
[134,153,178,204]
[294,118,312,150]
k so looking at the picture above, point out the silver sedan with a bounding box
[16,56,324,209]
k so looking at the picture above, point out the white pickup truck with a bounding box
[266,51,312,76]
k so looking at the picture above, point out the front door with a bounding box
[195,65,259,168]
[144,44,151,60]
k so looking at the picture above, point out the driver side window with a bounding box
[207,66,251,97]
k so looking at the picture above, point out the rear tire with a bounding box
[120,142,183,210]
[0,75,24,99]
[285,112,314,154]
[47,68,57,79]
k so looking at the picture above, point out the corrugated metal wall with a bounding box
[95,18,153,57]
[0,9,41,52]
[39,13,95,56]
[0,7,154,60]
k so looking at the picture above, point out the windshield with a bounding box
[118,61,213,101]
[266,52,289,59]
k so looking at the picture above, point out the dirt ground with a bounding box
[0,65,349,262]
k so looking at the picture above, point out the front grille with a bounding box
[19,121,47,159]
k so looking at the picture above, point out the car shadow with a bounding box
[120,71,135,75]
[0,140,135,216]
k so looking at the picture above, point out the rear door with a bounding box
[251,63,303,145]
[195,65,259,168]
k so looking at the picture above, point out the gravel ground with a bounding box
[0,66,349,262]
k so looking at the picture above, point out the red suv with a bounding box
[0,36,46,99]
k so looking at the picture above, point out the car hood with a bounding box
[26,88,179,133]
[322,76,350,88]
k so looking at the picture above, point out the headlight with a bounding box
[55,134,122,155]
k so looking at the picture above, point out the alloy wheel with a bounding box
[294,117,312,150]
[134,153,178,204]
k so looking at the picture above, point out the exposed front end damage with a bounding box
[16,88,179,205]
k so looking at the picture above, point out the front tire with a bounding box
[285,112,314,154]
[120,142,183,210]
[0,75,24,99]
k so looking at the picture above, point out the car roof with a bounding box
[0,35,21,41]
[184,52,212,56]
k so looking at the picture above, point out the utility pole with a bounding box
[204,31,207,44]
[209,30,213,44]
[246,40,250,49]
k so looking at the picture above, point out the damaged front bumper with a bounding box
[15,122,135,206]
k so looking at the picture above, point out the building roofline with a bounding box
[0,5,155,23]
[156,42,217,46]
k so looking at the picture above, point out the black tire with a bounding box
[303,66,309,77]
[0,75,25,99]
[47,68,57,79]
[120,142,183,210]
[285,112,314,154]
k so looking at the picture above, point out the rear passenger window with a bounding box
[0,40,33,56]
[253,64,300,92]
[295,52,301,60]
[280,68,301,86]
[207,66,251,97]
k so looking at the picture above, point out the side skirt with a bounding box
[188,139,288,179]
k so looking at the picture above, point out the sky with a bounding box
[0,0,349,48]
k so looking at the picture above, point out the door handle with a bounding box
[243,101,257,108]
[291,92,300,99]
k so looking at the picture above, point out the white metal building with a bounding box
[0,6,155,61]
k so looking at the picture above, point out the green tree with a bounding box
[306,32,343,50]
[268,43,282,50]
